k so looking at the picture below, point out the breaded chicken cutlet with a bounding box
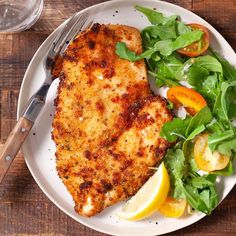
[52,23,172,217]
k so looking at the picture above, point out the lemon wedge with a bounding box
[117,162,170,221]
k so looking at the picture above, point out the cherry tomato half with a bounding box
[194,133,230,172]
[167,86,207,115]
[177,23,210,57]
[159,197,187,218]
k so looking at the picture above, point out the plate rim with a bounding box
[17,0,236,235]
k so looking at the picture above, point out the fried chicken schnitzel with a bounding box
[52,23,172,217]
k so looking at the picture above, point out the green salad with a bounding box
[116,5,236,215]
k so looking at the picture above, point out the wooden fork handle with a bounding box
[0,117,33,183]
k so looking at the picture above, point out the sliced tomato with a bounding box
[177,23,210,57]
[194,133,230,172]
[159,197,187,218]
[167,86,207,115]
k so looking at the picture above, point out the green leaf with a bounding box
[143,19,177,40]
[185,142,199,173]
[159,30,203,56]
[200,186,218,212]
[193,56,223,73]
[187,64,209,86]
[115,42,156,62]
[161,107,212,144]
[183,184,209,214]
[156,55,183,80]
[182,125,206,155]
[160,117,190,142]
[206,118,224,133]
[176,56,222,82]
[115,42,137,62]
[221,81,236,122]
[216,139,236,156]
[185,125,206,142]
[183,175,218,215]
[176,21,191,35]
[189,175,215,189]
[201,74,220,103]
[208,130,235,151]
[210,49,236,81]
[135,5,178,25]
[164,149,186,199]
[141,30,156,49]
[148,71,180,87]
[185,106,213,137]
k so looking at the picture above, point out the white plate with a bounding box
[17,0,236,235]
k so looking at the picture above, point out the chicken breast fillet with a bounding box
[52,23,172,217]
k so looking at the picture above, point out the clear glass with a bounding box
[0,0,43,33]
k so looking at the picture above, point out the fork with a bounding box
[0,13,92,183]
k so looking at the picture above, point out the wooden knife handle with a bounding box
[0,117,33,183]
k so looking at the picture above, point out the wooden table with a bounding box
[0,0,236,235]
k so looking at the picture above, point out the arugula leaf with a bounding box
[208,130,235,151]
[201,74,220,103]
[216,139,236,156]
[183,124,206,155]
[148,70,180,87]
[185,125,206,142]
[185,106,212,137]
[135,5,178,25]
[176,21,191,35]
[210,49,236,81]
[160,117,190,142]
[176,56,222,82]
[161,106,212,144]
[183,175,218,215]
[206,118,224,133]
[159,30,203,56]
[193,56,223,73]
[156,55,183,80]
[187,64,209,86]
[164,149,186,199]
[185,142,199,173]
[188,175,215,189]
[221,81,236,122]
[141,30,157,49]
[182,184,206,213]
[115,42,156,62]
[212,90,230,130]
[143,20,177,40]
[115,42,137,61]
[200,186,218,213]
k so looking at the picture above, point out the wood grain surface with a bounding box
[0,0,236,235]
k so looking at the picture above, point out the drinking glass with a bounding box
[0,0,43,33]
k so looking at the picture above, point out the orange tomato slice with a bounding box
[194,133,230,172]
[159,197,187,218]
[167,86,207,115]
[177,23,210,57]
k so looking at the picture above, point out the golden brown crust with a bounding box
[52,23,172,217]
